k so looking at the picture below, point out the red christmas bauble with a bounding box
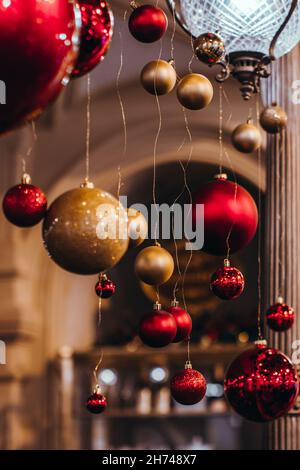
[166,303,192,343]
[171,365,207,405]
[95,275,116,299]
[0,0,80,134]
[139,304,177,348]
[3,180,47,228]
[72,0,113,78]
[128,5,168,43]
[86,389,107,414]
[210,261,245,300]
[193,174,258,255]
[266,299,295,332]
[224,342,299,422]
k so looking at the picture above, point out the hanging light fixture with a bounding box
[166,0,300,99]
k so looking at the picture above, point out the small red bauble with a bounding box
[193,173,258,255]
[72,0,113,78]
[3,175,47,227]
[128,5,168,43]
[171,362,207,405]
[210,259,245,300]
[166,301,192,343]
[86,387,107,414]
[95,274,116,299]
[139,303,177,348]
[266,298,295,332]
[224,340,299,422]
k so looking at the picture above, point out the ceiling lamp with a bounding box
[166,0,300,99]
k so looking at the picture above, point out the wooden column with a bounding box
[264,45,300,450]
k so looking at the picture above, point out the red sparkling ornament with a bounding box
[266,298,295,332]
[193,174,258,255]
[139,303,177,348]
[166,302,192,343]
[86,388,107,414]
[210,259,245,300]
[171,363,207,405]
[95,274,116,299]
[72,0,113,78]
[128,4,168,43]
[0,0,80,134]
[224,341,299,422]
[3,175,47,228]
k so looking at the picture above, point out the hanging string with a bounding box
[170,0,176,63]
[93,349,104,391]
[188,33,195,74]
[21,121,37,175]
[219,85,224,174]
[278,128,286,298]
[85,73,91,184]
[256,94,263,340]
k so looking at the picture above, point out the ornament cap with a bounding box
[153,302,162,311]
[277,296,284,304]
[130,0,138,10]
[80,179,95,189]
[171,300,179,307]
[214,173,228,181]
[185,360,193,370]
[254,339,268,349]
[99,272,108,281]
[94,384,102,394]
[224,258,230,267]
[21,173,32,185]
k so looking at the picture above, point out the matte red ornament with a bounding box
[86,387,107,414]
[95,274,116,299]
[166,301,192,343]
[3,175,47,228]
[139,303,177,348]
[128,4,168,43]
[193,174,258,256]
[210,259,245,300]
[224,340,299,422]
[72,0,113,78]
[266,298,295,332]
[171,362,207,405]
[0,0,81,134]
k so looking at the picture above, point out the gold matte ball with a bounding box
[141,60,177,95]
[231,122,262,154]
[260,105,287,134]
[177,73,213,110]
[127,208,148,248]
[135,245,174,286]
[43,187,129,275]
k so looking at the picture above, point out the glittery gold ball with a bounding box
[135,245,174,286]
[194,33,225,65]
[231,122,262,154]
[127,208,148,248]
[141,59,177,95]
[260,105,287,134]
[177,73,214,110]
[43,186,129,275]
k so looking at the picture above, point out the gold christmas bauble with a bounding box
[141,59,177,95]
[43,185,129,275]
[177,73,213,110]
[135,245,174,286]
[231,121,262,154]
[127,208,148,248]
[194,33,225,65]
[260,105,287,134]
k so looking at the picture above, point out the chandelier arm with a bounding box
[165,0,196,39]
[269,0,298,60]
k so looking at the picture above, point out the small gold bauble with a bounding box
[231,121,262,154]
[141,60,177,95]
[194,33,225,65]
[127,208,148,248]
[260,105,287,134]
[135,245,174,286]
[43,186,129,275]
[176,73,213,110]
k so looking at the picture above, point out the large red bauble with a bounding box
[166,304,192,343]
[193,174,258,256]
[128,5,168,43]
[86,390,107,414]
[210,262,244,300]
[3,182,47,227]
[224,342,299,422]
[0,0,80,134]
[266,300,295,332]
[72,0,113,78]
[139,305,177,348]
[171,366,207,405]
